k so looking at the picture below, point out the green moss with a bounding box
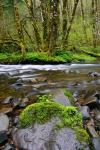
[74,128,89,143]
[37,94,53,103]
[19,96,89,143]
[0,50,99,64]
[64,90,73,99]
[64,89,75,105]
[73,53,96,62]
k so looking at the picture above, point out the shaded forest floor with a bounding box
[0,47,100,64]
[0,52,99,64]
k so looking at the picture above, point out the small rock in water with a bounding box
[95,111,100,122]
[88,72,100,77]
[13,116,19,126]
[0,104,13,114]
[0,131,8,144]
[0,113,9,131]
[11,82,23,89]
[8,71,19,76]
[2,96,13,104]
[79,106,90,119]
[4,143,16,150]
[2,97,20,107]
[92,137,100,150]
[53,89,71,106]
[19,98,29,107]
[87,125,98,138]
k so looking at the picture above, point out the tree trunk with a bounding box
[13,0,26,54]
[80,0,88,42]
[62,0,68,46]
[25,0,42,52]
[40,0,49,51]
[48,0,60,54]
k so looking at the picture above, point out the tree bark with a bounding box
[25,0,42,52]
[64,0,79,46]
[13,0,26,54]
[48,0,60,54]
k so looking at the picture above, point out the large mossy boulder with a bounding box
[13,97,90,150]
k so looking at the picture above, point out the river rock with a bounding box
[0,104,13,114]
[13,118,89,150]
[4,143,16,150]
[2,97,20,107]
[0,113,9,131]
[8,71,19,76]
[95,111,100,122]
[35,76,47,82]
[87,125,99,138]
[0,131,8,144]
[88,72,100,77]
[52,89,71,106]
[19,97,29,107]
[92,138,100,150]
[2,96,13,104]
[79,106,90,119]
[11,82,23,89]
[78,89,100,107]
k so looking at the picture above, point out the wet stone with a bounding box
[0,104,13,114]
[92,138,100,150]
[8,71,19,76]
[11,82,23,89]
[53,89,71,106]
[2,96,13,104]
[4,143,16,150]
[0,113,9,131]
[95,111,100,122]
[13,118,89,150]
[79,106,90,120]
[88,72,100,77]
[0,131,8,144]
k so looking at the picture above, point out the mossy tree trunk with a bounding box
[40,0,49,51]
[25,0,42,52]
[64,0,79,46]
[62,0,68,47]
[92,0,99,48]
[13,0,26,54]
[48,0,60,54]
[0,1,7,40]
[80,0,88,43]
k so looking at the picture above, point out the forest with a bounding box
[0,0,100,63]
[0,1,100,150]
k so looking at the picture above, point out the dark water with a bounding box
[0,64,100,102]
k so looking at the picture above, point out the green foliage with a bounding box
[0,53,8,61]
[37,94,53,103]
[73,53,96,62]
[19,95,89,143]
[74,128,89,143]
[0,49,98,64]
[64,90,73,99]
[64,89,75,105]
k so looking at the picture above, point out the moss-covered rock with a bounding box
[19,96,89,143]
[19,101,81,128]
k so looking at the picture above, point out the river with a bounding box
[0,64,100,149]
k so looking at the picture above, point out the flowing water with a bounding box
[0,64,100,149]
[0,64,100,101]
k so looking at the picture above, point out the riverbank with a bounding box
[0,64,100,149]
[0,51,99,64]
